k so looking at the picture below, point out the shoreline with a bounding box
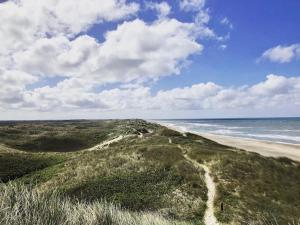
[156,121,300,162]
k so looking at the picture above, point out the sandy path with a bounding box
[0,144,21,153]
[88,135,125,151]
[175,142,219,225]
[183,154,219,225]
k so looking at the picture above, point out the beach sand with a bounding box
[199,133,300,162]
[158,122,300,162]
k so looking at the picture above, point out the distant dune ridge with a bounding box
[0,119,299,225]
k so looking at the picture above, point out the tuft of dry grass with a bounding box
[0,182,190,225]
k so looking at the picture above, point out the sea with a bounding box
[155,118,300,145]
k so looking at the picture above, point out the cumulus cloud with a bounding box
[0,0,235,118]
[260,44,300,63]
[150,74,300,110]
[146,1,171,19]
[11,19,202,85]
[0,0,139,55]
[178,0,217,40]
[179,0,206,11]
[220,17,233,29]
[8,74,299,114]
[0,69,37,106]
[96,19,202,83]
[12,36,100,77]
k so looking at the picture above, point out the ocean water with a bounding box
[155,118,300,144]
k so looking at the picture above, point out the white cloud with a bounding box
[146,1,171,19]
[97,19,202,83]
[7,74,299,115]
[0,69,37,105]
[220,44,227,50]
[12,35,100,77]
[0,0,213,88]
[178,0,218,40]
[157,74,300,110]
[150,82,221,110]
[220,17,233,29]
[12,19,202,85]
[0,0,139,55]
[0,0,241,118]
[179,0,206,11]
[260,44,300,63]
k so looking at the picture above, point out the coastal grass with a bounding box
[67,169,183,211]
[0,182,191,225]
[212,153,300,225]
[181,132,300,225]
[0,119,158,152]
[0,151,65,182]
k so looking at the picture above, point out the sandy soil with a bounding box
[175,141,219,225]
[0,144,21,154]
[199,133,300,162]
[88,135,125,151]
[184,153,219,225]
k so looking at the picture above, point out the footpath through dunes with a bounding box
[88,135,127,151]
[176,142,219,225]
[183,155,219,225]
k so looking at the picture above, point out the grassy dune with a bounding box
[0,120,299,225]
[0,182,189,225]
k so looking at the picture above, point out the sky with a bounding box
[0,0,299,120]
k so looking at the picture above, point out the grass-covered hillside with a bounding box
[0,120,299,225]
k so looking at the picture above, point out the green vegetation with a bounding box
[0,151,64,182]
[212,154,300,224]
[0,120,299,225]
[68,169,182,211]
[181,133,300,224]
[0,182,189,225]
[0,120,154,152]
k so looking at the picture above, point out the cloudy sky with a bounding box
[0,0,299,119]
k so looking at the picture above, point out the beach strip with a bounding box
[199,132,300,162]
[157,122,300,162]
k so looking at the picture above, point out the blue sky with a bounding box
[88,0,300,89]
[156,0,300,89]
[0,0,299,119]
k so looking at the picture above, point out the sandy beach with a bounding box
[199,132,300,162]
[158,122,300,162]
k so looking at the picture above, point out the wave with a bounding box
[244,133,300,142]
[184,123,222,127]
[183,122,256,130]
[155,120,300,144]
[157,122,189,132]
[269,129,300,132]
[211,129,243,135]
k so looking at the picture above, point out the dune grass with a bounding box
[182,132,300,225]
[0,120,156,152]
[0,182,190,225]
[0,152,65,182]
[66,169,183,211]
